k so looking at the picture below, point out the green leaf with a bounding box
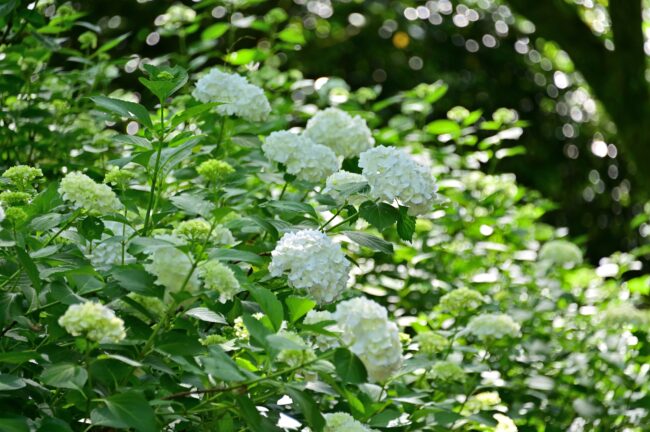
[78,216,105,240]
[201,346,247,381]
[40,363,88,390]
[171,102,220,128]
[15,247,41,291]
[286,387,326,431]
[396,205,416,242]
[98,391,158,432]
[0,374,26,391]
[248,285,284,332]
[286,296,316,323]
[0,416,29,432]
[333,348,368,384]
[139,64,188,102]
[95,32,130,55]
[90,96,153,128]
[359,201,398,231]
[111,265,160,297]
[425,119,461,136]
[36,418,74,432]
[225,48,259,65]
[209,248,266,266]
[185,307,227,324]
[260,200,318,219]
[0,0,18,18]
[278,24,306,44]
[342,231,393,255]
[242,313,272,350]
[201,23,230,40]
[170,194,215,218]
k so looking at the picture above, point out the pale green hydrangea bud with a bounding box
[233,316,248,340]
[200,334,228,346]
[462,391,502,415]
[4,207,27,225]
[78,31,98,50]
[538,240,583,268]
[0,191,31,206]
[160,3,196,31]
[58,172,120,214]
[428,361,466,383]
[415,331,448,355]
[323,412,376,432]
[601,302,650,328]
[174,218,212,241]
[438,287,484,315]
[2,165,43,190]
[196,159,235,182]
[104,166,135,188]
[492,108,517,124]
[58,301,126,343]
[466,313,520,341]
[494,414,518,432]
[144,247,200,296]
[447,106,470,122]
[276,331,316,367]
[212,225,235,245]
[199,260,241,303]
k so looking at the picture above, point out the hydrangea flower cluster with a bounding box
[269,230,350,304]
[199,260,241,303]
[262,131,339,183]
[601,302,650,328]
[323,412,375,432]
[192,68,271,122]
[538,239,583,267]
[304,107,375,158]
[196,159,235,182]
[144,247,200,297]
[334,297,402,382]
[0,191,31,206]
[174,218,211,241]
[0,205,5,223]
[428,361,466,383]
[494,414,518,432]
[58,301,126,343]
[466,313,521,341]
[438,287,484,315]
[415,331,448,355]
[2,165,43,190]
[58,171,120,214]
[104,166,134,188]
[462,391,502,415]
[359,146,437,215]
[323,170,368,205]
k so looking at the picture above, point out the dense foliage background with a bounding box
[1,1,650,431]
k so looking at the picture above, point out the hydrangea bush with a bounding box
[1,3,650,432]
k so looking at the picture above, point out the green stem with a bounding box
[319,206,344,231]
[278,182,288,200]
[44,209,83,247]
[325,213,358,232]
[84,343,94,419]
[143,103,166,235]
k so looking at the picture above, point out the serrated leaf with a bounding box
[396,205,416,242]
[15,247,41,291]
[359,201,398,231]
[248,285,283,332]
[186,307,227,324]
[286,387,326,431]
[90,96,152,128]
[96,391,158,432]
[40,363,87,390]
[286,296,316,323]
[342,231,393,255]
[170,194,215,218]
[209,248,265,266]
[0,374,26,391]
[333,348,367,384]
[201,345,247,381]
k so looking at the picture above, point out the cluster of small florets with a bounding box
[0,191,31,206]
[196,159,235,182]
[269,230,350,304]
[358,146,437,215]
[199,260,241,303]
[58,301,126,343]
[4,207,27,225]
[0,205,4,223]
[304,108,375,158]
[158,3,196,31]
[276,331,316,367]
[466,313,521,341]
[174,218,211,241]
[494,414,518,432]
[192,68,271,122]
[200,334,228,346]
[303,310,339,350]
[323,412,376,432]
[601,302,650,328]
[144,247,200,297]
[58,171,120,214]
[104,166,135,188]
[462,391,502,415]
[415,331,448,355]
[447,106,470,122]
[2,165,43,190]
[262,131,339,183]
[538,240,583,268]
[438,287,484,315]
[334,297,402,382]
[428,361,466,383]
[323,171,368,205]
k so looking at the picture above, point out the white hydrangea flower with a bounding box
[212,225,235,245]
[466,313,521,341]
[89,238,135,269]
[334,297,402,382]
[601,302,650,328]
[494,414,518,432]
[58,171,120,214]
[304,107,374,158]
[0,205,4,222]
[199,260,241,303]
[192,68,271,122]
[538,240,583,268]
[323,170,368,205]
[144,247,200,297]
[58,301,126,343]
[269,230,350,304]
[323,412,375,432]
[262,131,340,183]
[303,310,340,350]
[358,146,437,215]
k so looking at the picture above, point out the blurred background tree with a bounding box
[3,0,650,262]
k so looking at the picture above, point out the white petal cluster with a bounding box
[58,172,120,214]
[199,260,241,303]
[358,146,437,215]
[192,68,271,122]
[538,240,583,267]
[323,170,368,205]
[269,230,350,304]
[304,108,374,158]
[466,313,521,341]
[323,412,375,432]
[262,131,339,183]
[494,414,518,432]
[58,301,126,343]
[334,297,402,382]
[144,247,200,296]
